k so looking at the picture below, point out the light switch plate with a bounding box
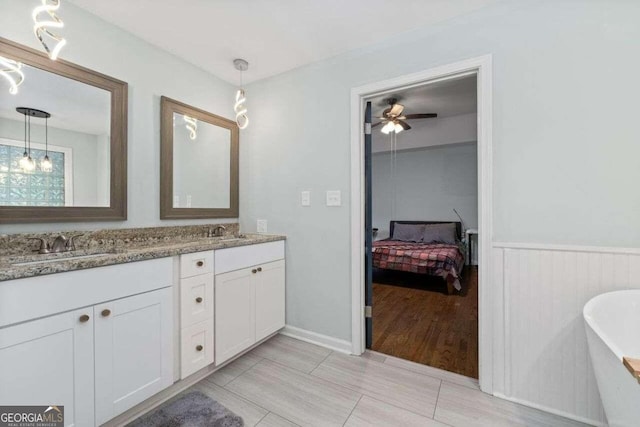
[257,219,268,233]
[326,190,341,207]
[301,191,311,206]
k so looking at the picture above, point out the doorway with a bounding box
[350,56,493,391]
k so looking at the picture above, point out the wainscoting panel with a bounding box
[492,243,640,425]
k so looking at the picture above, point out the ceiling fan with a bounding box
[372,98,438,134]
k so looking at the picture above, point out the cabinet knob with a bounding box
[196,261,204,267]
[251,269,257,274]
[79,314,90,323]
[101,309,111,317]
[196,345,203,352]
[195,297,203,303]
[257,267,263,272]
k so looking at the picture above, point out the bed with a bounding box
[372,221,466,294]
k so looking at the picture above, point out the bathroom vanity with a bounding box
[0,228,285,427]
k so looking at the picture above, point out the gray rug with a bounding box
[128,391,244,427]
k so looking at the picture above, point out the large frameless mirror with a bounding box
[0,37,127,223]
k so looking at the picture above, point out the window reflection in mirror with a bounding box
[0,63,111,207]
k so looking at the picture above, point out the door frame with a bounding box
[349,55,494,393]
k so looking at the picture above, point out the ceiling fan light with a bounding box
[394,123,404,133]
[381,121,394,134]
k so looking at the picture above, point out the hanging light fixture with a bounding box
[233,59,249,129]
[41,116,53,172]
[17,107,51,173]
[32,0,67,60]
[0,56,25,95]
[183,115,198,140]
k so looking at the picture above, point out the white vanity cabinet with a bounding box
[215,241,286,365]
[178,253,215,379]
[0,258,174,427]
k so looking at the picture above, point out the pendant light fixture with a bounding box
[17,107,51,173]
[0,56,25,95]
[233,59,249,129]
[33,0,67,60]
[183,115,198,140]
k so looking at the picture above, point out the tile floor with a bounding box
[174,334,588,427]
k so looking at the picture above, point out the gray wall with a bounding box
[372,143,478,239]
[0,0,237,232]
[239,0,640,341]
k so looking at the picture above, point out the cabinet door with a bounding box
[255,260,286,341]
[180,319,214,379]
[215,267,256,365]
[0,309,94,427]
[94,288,173,425]
[180,273,214,327]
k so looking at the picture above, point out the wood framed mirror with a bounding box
[160,97,239,219]
[0,37,127,223]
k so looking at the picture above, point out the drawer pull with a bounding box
[101,309,111,317]
[79,314,90,323]
[195,297,203,303]
[196,260,204,267]
[257,267,263,272]
[196,345,203,352]
[251,268,257,274]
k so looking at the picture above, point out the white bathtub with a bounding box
[584,290,640,427]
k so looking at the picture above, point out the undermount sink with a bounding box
[11,252,114,266]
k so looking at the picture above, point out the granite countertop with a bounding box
[0,233,286,282]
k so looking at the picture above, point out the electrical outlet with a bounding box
[301,191,311,206]
[326,190,341,207]
[257,219,267,233]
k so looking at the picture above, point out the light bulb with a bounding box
[394,123,404,133]
[19,152,30,170]
[23,156,36,172]
[41,155,53,172]
[381,121,394,134]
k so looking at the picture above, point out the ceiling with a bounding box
[368,74,477,120]
[0,64,110,135]
[67,0,501,84]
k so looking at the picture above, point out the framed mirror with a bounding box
[0,37,127,223]
[160,97,238,219]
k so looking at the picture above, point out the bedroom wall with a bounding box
[0,0,237,232]
[372,142,478,240]
[239,1,640,424]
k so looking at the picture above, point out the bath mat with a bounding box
[128,390,244,427]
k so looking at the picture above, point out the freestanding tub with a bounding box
[584,290,640,427]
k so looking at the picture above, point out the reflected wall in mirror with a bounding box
[0,37,127,223]
[161,97,238,219]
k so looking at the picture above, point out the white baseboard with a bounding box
[493,393,604,427]
[280,325,352,354]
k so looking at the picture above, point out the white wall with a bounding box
[372,142,478,239]
[0,117,104,206]
[0,0,237,232]
[239,1,640,423]
[372,113,476,153]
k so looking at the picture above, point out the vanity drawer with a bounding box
[215,241,284,274]
[180,320,214,379]
[180,251,214,278]
[180,273,214,327]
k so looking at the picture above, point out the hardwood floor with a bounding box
[371,266,479,378]
[139,334,587,426]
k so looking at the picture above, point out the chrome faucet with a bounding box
[29,235,82,254]
[206,225,227,238]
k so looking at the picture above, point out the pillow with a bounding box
[423,223,457,244]
[392,223,425,242]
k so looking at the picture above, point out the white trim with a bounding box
[494,241,640,255]
[0,137,74,206]
[279,325,352,354]
[350,55,494,392]
[493,393,604,427]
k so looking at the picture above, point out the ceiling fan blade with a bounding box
[397,120,411,131]
[388,103,404,116]
[372,122,383,128]
[381,107,391,117]
[403,113,438,120]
